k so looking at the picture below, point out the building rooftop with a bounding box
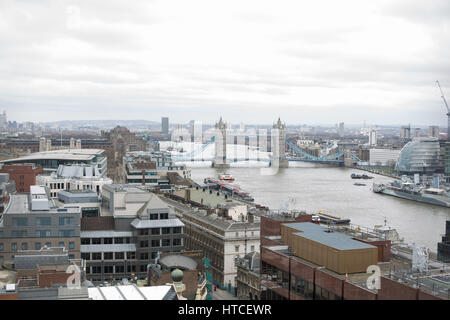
[58,190,99,204]
[130,218,184,229]
[1,149,104,163]
[103,184,147,193]
[283,222,376,251]
[4,193,79,215]
[87,284,176,300]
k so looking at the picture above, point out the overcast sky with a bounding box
[1,0,449,126]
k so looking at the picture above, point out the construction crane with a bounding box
[436,80,450,140]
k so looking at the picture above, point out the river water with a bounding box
[188,163,450,251]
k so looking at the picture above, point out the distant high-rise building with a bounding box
[413,128,421,138]
[369,129,377,146]
[0,110,7,129]
[338,122,345,137]
[400,125,411,140]
[429,126,440,138]
[161,117,169,135]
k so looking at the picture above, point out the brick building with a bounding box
[0,164,43,193]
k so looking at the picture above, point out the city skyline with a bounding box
[0,0,449,126]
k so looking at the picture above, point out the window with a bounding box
[92,238,101,245]
[12,230,27,237]
[36,230,51,237]
[140,229,149,236]
[92,253,102,260]
[81,253,90,260]
[115,265,124,273]
[125,237,131,244]
[162,239,170,247]
[251,245,255,252]
[151,240,160,247]
[58,230,75,237]
[68,254,75,259]
[173,238,181,246]
[36,217,51,226]
[140,265,147,272]
[151,228,160,235]
[0,243,3,251]
[45,242,51,248]
[173,227,181,234]
[35,242,41,250]
[92,266,101,274]
[150,213,158,220]
[114,237,123,244]
[12,217,28,226]
[159,213,168,219]
[235,245,239,252]
[127,265,136,273]
[21,243,28,250]
[103,238,113,244]
[81,238,90,245]
[162,228,170,235]
[140,240,148,248]
[59,217,74,226]
[104,252,113,260]
[69,242,75,249]
[115,252,124,260]
[127,252,135,259]
[140,252,148,260]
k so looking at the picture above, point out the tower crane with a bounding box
[436,80,450,140]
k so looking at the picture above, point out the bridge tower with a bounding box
[212,117,230,168]
[271,117,289,168]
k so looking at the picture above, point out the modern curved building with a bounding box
[396,137,441,174]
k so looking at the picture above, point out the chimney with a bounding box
[185,189,191,202]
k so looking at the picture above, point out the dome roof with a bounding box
[171,268,184,282]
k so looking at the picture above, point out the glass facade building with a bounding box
[396,137,441,174]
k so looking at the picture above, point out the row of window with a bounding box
[81,237,132,245]
[12,216,75,227]
[139,227,182,236]
[82,251,136,260]
[139,238,181,248]
[9,229,76,237]
[85,264,149,274]
[1,241,75,251]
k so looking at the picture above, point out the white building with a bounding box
[369,129,377,146]
[36,164,112,198]
[369,148,401,166]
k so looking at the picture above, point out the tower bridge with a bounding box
[171,118,360,167]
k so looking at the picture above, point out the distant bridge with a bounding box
[172,136,360,165]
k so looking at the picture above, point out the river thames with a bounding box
[188,163,450,251]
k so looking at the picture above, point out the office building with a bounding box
[0,185,81,263]
[161,117,169,135]
[80,185,184,282]
[36,164,112,198]
[0,149,107,176]
[0,164,43,193]
[369,148,401,167]
[429,126,440,138]
[236,251,260,300]
[122,151,190,189]
[396,137,442,174]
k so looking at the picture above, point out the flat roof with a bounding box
[1,149,104,163]
[283,222,377,251]
[88,285,173,300]
[5,194,79,214]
